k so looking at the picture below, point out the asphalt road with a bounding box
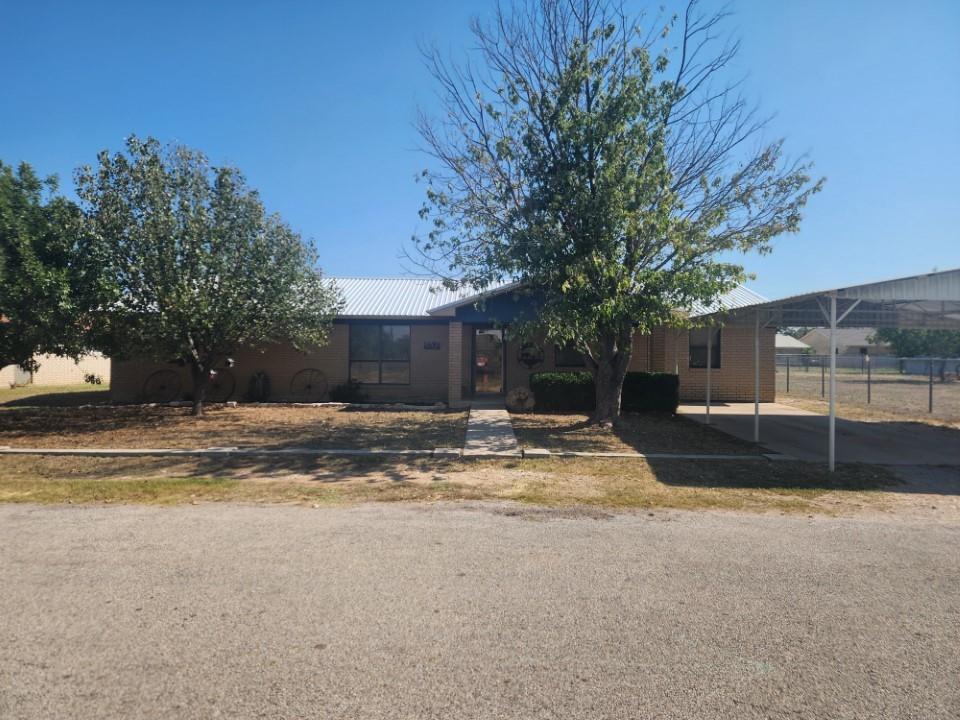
[1,502,958,719]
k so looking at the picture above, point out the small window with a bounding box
[350,324,411,384]
[689,328,721,369]
[554,341,586,367]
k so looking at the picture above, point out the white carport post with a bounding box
[828,295,837,472]
[753,309,760,444]
[705,326,712,424]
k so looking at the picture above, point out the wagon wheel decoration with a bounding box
[517,343,544,369]
[206,368,237,403]
[142,369,182,403]
[289,368,328,401]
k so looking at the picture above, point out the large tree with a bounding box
[0,161,91,372]
[412,0,823,423]
[77,136,342,415]
[869,329,960,358]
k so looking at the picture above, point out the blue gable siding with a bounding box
[453,291,540,324]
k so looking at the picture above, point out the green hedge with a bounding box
[530,371,595,411]
[621,372,679,413]
[529,370,678,413]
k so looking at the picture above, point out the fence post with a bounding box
[821,360,825,398]
[929,359,934,413]
[786,355,790,393]
[867,356,871,404]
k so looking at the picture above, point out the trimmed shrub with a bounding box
[621,372,679,414]
[530,371,595,412]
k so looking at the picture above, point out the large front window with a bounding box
[350,324,411,384]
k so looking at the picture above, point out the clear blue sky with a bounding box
[2,0,957,299]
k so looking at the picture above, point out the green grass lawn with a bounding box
[0,383,111,408]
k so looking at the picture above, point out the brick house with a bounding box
[109,278,775,405]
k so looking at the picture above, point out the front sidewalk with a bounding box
[463,399,520,456]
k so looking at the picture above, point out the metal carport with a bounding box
[695,268,960,470]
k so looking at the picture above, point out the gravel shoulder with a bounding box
[1,501,958,719]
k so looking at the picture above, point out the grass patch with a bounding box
[0,384,111,408]
[0,453,895,515]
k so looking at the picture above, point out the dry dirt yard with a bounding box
[1,452,943,519]
[0,404,467,450]
[776,367,960,427]
[510,411,756,454]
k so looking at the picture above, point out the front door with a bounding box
[473,329,504,394]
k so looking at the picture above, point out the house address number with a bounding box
[423,341,441,350]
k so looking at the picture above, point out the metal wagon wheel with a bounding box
[206,368,237,403]
[289,368,328,402]
[142,369,182,403]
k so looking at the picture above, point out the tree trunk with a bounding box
[591,331,633,427]
[189,361,209,417]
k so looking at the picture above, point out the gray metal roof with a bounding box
[688,285,768,316]
[329,277,477,318]
[700,268,960,330]
[330,276,767,319]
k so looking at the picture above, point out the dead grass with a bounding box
[510,411,757,454]
[0,454,895,515]
[776,368,960,426]
[0,384,111,408]
[0,404,468,450]
[777,395,960,429]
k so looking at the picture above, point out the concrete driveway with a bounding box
[679,402,960,467]
[1,502,958,719]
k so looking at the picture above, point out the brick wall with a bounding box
[447,322,464,406]
[111,322,452,404]
[108,319,777,405]
[498,325,775,403]
[659,326,776,402]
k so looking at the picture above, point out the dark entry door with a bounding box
[474,329,504,394]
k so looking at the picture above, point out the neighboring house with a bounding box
[799,328,891,356]
[109,278,777,405]
[0,352,111,388]
[775,333,811,355]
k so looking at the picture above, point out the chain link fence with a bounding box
[776,354,960,424]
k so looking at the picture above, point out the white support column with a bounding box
[828,295,837,472]
[753,309,760,444]
[705,326,712,425]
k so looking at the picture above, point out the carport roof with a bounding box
[697,268,960,330]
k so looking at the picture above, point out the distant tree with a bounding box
[77,136,342,415]
[869,328,960,358]
[412,0,823,424]
[0,161,91,372]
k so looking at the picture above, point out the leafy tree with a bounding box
[77,136,342,415]
[869,328,960,358]
[0,161,91,372]
[412,0,822,424]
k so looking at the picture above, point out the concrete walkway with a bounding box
[679,402,960,466]
[463,399,520,456]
